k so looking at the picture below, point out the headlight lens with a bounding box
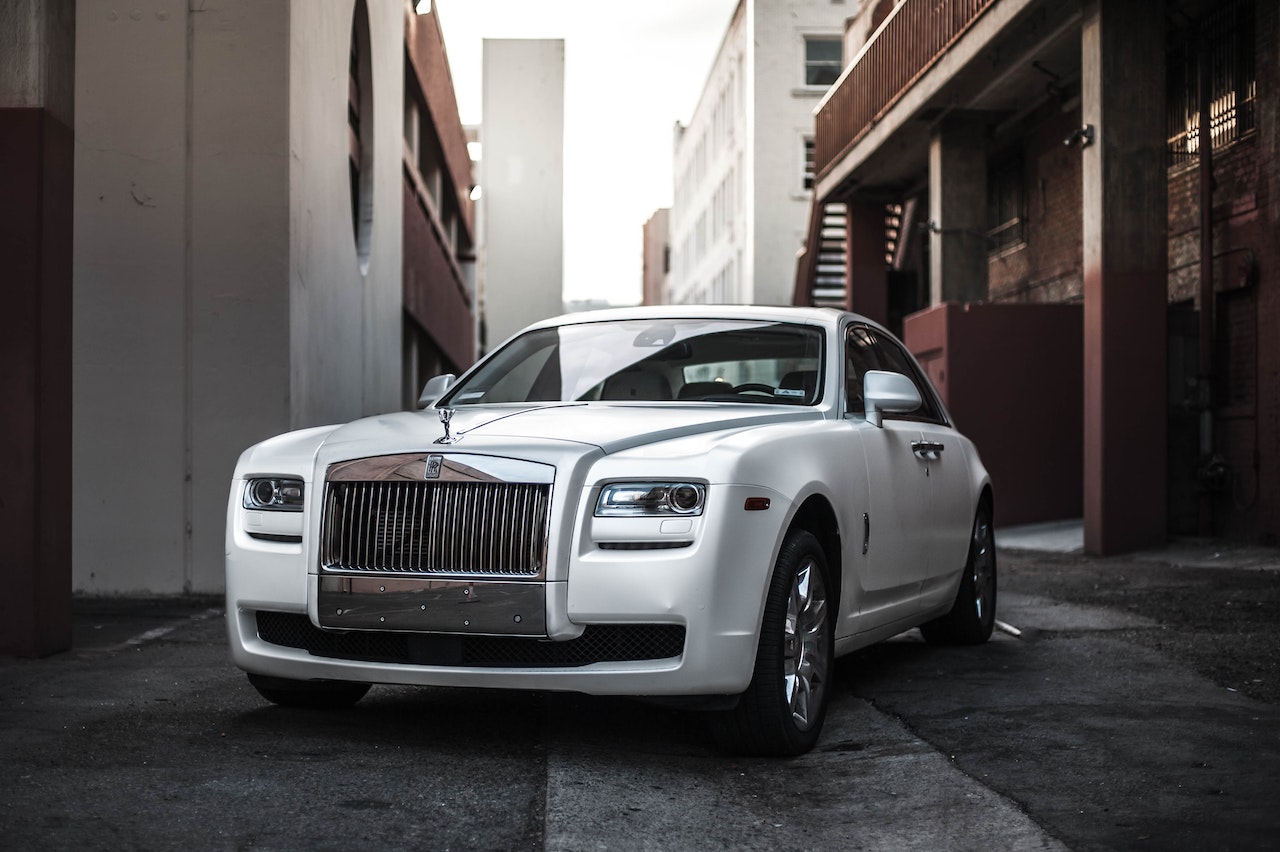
[243,478,305,511]
[596,482,706,517]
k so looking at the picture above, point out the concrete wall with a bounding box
[75,0,202,594]
[73,0,404,594]
[480,39,564,351]
[290,0,404,428]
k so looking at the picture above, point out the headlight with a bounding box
[243,477,305,512]
[595,482,706,517]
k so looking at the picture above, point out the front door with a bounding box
[839,325,931,634]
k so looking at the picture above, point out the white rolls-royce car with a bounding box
[226,306,994,755]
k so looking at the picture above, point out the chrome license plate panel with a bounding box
[317,575,547,637]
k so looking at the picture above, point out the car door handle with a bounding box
[912,440,944,459]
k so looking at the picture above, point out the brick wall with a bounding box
[987,105,1084,305]
[1258,0,1280,544]
[977,0,1277,544]
[1162,0,1277,543]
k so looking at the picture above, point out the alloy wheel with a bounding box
[783,557,830,731]
[971,513,995,623]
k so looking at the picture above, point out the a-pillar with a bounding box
[1081,0,1167,554]
[845,199,888,326]
[0,0,75,655]
[929,112,988,305]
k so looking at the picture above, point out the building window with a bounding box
[803,137,816,190]
[986,153,1024,255]
[804,37,842,87]
[1167,0,1255,168]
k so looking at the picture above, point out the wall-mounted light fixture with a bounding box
[1063,124,1095,148]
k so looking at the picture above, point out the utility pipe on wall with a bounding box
[1197,33,1216,534]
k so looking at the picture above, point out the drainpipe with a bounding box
[1197,34,1215,535]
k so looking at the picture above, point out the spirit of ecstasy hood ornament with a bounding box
[435,407,458,444]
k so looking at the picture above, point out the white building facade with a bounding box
[670,0,852,307]
[479,39,565,352]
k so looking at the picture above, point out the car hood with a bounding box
[320,402,821,457]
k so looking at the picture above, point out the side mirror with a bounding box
[862,370,921,428]
[417,373,457,409]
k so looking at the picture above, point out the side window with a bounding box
[845,325,878,415]
[844,325,945,424]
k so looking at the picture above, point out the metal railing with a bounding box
[814,0,997,184]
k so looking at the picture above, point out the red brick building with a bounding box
[403,6,477,403]
[796,0,1277,551]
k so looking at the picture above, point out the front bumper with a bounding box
[226,483,788,696]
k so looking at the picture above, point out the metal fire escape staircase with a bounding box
[795,201,848,308]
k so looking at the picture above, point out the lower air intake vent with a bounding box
[255,611,684,668]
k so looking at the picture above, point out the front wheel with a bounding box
[710,529,833,756]
[920,503,996,645]
[247,673,371,709]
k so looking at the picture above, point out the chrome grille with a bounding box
[320,480,550,576]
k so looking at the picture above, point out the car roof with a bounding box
[528,304,856,332]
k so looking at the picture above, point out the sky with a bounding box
[432,0,740,306]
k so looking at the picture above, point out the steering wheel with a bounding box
[732,383,776,396]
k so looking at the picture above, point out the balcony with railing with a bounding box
[814,0,997,184]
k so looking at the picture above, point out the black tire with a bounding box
[920,503,996,645]
[247,673,371,709]
[711,529,833,757]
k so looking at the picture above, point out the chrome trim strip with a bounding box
[327,453,554,484]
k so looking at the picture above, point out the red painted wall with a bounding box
[906,302,1084,529]
[0,109,73,656]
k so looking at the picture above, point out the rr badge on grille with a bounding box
[424,454,444,479]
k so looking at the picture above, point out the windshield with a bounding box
[443,319,825,406]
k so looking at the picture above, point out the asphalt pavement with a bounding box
[2,528,1277,850]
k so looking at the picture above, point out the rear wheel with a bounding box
[711,529,833,756]
[247,673,371,709]
[920,503,996,645]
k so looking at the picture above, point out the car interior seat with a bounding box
[601,369,673,400]
[779,370,818,403]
